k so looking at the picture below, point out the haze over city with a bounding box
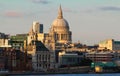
[0,0,120,45]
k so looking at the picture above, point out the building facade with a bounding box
[0,32,11,48]
[32,21,43,33]
[0,48,28,71]
[85,51,117,62]
[58,51,83,67]
[99,39,120,51]
[10,34,27,50]
[27,40,51,71]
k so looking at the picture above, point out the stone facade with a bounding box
[99,39,120,51]
[27,40,51,71]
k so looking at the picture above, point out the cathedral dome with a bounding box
[50,5,69,32]
[51,18,69,31]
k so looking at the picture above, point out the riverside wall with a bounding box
[47,66,90,73]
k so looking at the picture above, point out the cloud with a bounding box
[32,0,51,4]
[4,11,23,17]
[99,6,120,11]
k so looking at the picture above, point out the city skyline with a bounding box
[0,0,120,45]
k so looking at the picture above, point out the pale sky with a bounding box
[0,0,120,45]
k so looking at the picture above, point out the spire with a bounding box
[29,27,34,35]
[35,31,38,41]
[57,5,63,19]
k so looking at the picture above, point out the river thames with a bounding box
[9,73,120,76]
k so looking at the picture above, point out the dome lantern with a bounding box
[57,5,63,19]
